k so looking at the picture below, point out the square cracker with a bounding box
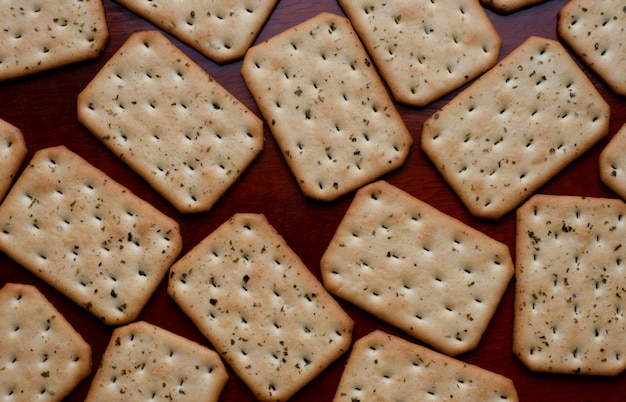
[86,321,228,402]
[334,330,518,402]
[480,0,549,14]
[0,283,91,401]
[320,180,514,356]
[241,12,412,201]
[0,146,182,325]
[0,118,27,201]
[514,194,626,375]
[114,0,279,63]
[558,0,626,96]
[78,30,264,214]
[168,213,354,401]
[421,36,610,220]
[0,0,108,81]
[599,123,626,200]
[338,0,501,106]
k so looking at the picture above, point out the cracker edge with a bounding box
[86,320,228,401]
[513,194,626,376]
[0,145,183,325]
[557,0,626,96]
[421,35,610,220]
[241,12,413,201]
[0,283,92,399]
[168,212,354,401]
[321,180,515,356]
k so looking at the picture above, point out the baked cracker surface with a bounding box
[0,283,91,401]
[599,123,626,200]
[339,0,501,106]
[86,321,228,402]
[514,194,626,375]
[168,213,353,401]
[334,330,518,401]
[558,0,626,96]
[0,0,108,81]
[0,146,182,325]
[422,36,610,220]
[321,180,514,356]
[114,0,279,63]
[78,30,264,214]
[241,12,412,201]
[0,118,27,202]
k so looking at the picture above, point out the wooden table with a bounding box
[1,0,625,400]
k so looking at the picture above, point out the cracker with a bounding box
[85,321,228,401]
[334,330,519,401]
[480,0,548,14]
[0,283,91,401]
[241,12,412,201]
[514,194,626,375]
[0,146,182,325]
[558,0,626,96]
[168,213,354,401]
[114,0,279,63]
[421,36,610,220]
[0,118,27,201]
[78,30,264,214]
[599,123,626,199]
[0,0,108,81]
[338,0,501,107]
[320,180,513,356]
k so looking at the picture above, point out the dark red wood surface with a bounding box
[1,0,625,400]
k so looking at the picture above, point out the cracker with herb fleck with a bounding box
[0,283,91,401]
[86,321,228,402]
[558,0,626,96]
[339,0,501,106]
[334,330,518,401]
[114,0,279,63]
[321,180,514,356]
[78,30,264,214]
[422,36,610,220]
[168,213,353,401]
[241,12,412,201]
[0,118,27,201]
[0,0,108,81]
[599,123,626,199]
[514,194,626,375]
[0,146,182,325]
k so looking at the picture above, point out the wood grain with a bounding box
[0,0,624,400]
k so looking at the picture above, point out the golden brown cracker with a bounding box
[422,36,610,219]
[0,146,182,325]
[242,12,412,201]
